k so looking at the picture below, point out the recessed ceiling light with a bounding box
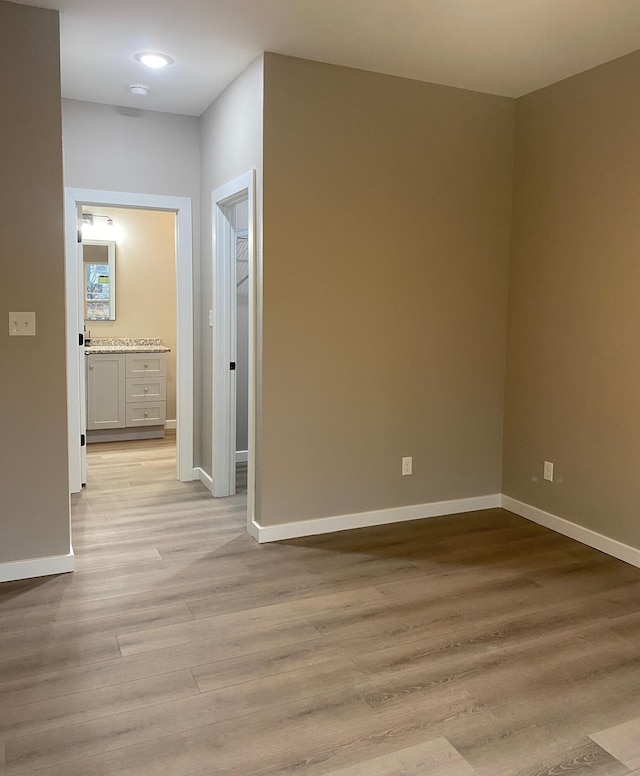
[129,84,150,96]
[134,52,175,69]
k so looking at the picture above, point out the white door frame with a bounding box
[64,188,195,493]
[212,171,256,525]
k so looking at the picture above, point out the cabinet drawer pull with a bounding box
[144,410,148,417]
[144,362,148,368]
[89,365,94,370]
[144,387,148,392]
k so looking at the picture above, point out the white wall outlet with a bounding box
[9,312,36,336]
[544,460,554,482]
[208,309,213,327]
[402,456,412,476]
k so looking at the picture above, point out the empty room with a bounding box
[2,1,640,774]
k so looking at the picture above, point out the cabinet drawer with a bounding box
[126,402,166,426]
[125,353,166,377]
[125,377,166,403]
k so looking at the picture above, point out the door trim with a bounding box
[211,171,256,531]
[64,188,195,492]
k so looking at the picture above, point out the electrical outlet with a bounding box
[9,312,36,336]
[402,456,412,476]
[544,461,554,482]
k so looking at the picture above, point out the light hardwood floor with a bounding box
[2,436,640,775]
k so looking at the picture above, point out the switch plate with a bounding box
[9,312,36,336]
[402,456,412,476]
[208,309,213,327]
[544,461,554,482]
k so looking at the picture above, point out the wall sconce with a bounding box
[82,213,116,240]
[82,213,113,227]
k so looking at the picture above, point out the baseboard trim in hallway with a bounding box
[5,481,639,580]
[253,492,640,570]
[194,467,214,494]
[252,493,502,543]
[501,494,640,569]
[0,549,74,583]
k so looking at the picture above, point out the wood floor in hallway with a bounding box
[2,436,640,775]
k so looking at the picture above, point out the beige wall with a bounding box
[504,50,640,548]
[260,54,515,526]
[0,1,70,563]
[61,99,202,461]
[84,207,177,421]
[199,56,264,477]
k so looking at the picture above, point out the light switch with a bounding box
[9,312,36,336]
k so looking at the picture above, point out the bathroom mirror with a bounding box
[84,240,116,321]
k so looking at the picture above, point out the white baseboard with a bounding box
[194,467,214,495]
[252,493,640,565]
[236,450,248,463]
[251,494,502,543]
[501,495,640,569]
[165,419,177,430]
[87,428,164,443]
[0,549,75,583]
[247,518,260,542]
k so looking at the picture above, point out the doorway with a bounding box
[64,188,195,494]
[211,172,256,532]
[82,205,178,479]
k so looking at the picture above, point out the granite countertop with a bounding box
[85,337,171,354]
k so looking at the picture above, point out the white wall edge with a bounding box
[501,495,640,569]
[165,420,177,430]
[235,450,248,463]
[195,467,214,494]
[251,494,502,543]
[0,550,75,583]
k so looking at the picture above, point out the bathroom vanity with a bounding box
[85,338,170,442]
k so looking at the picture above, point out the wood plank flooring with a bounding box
[2,435,640,774]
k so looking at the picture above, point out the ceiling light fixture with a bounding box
[134,52,175,69]
[129,84,150,96]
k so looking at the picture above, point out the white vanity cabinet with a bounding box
[86,352,167,441]
[86,353,126,430]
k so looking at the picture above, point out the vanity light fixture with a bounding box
[82,214,114,239]
[82,213,121,242]
[82,214,113,227]
[134,51,175,69]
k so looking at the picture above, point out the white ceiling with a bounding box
[12,0,640,116]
